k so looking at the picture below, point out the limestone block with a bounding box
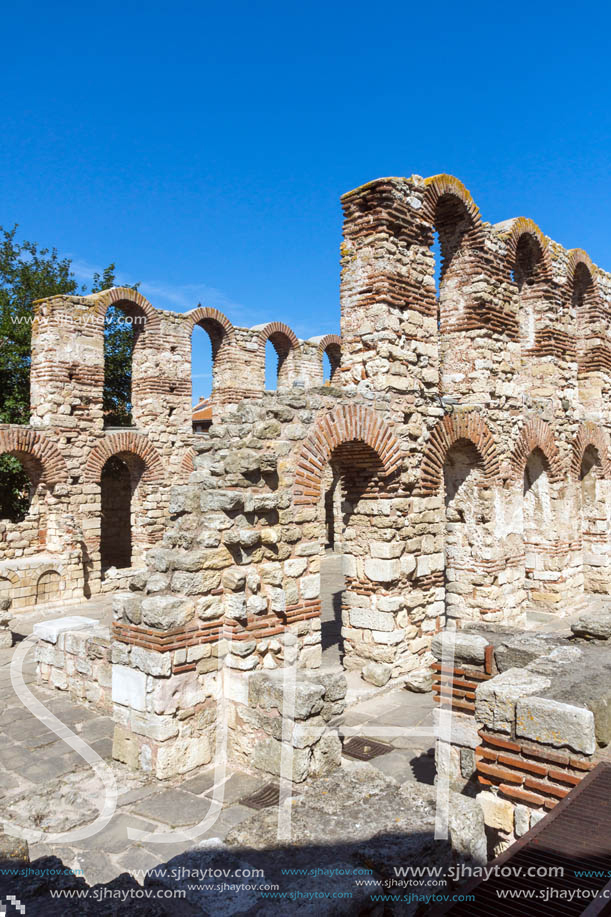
[571,608,611,640]
[252,736,312,783]
[284,557,307,578]
[155,734,212,778]
[349,607,394,632]
[476,669,550,735]
[433,709,481,749]
[152,670,207,715]
[222,568,247,591]
[300,575,320,600]
[310,734,342,776]
[404,667,434,694]
[477,790,514,832]
[516,696,596,755]
[431,631,489,665]
[362,662,391,686]
[364,557,400,583]
[514,804,530,838]
[33,616,97,644]
[112,665,147,712]
[141,595,195,630]
[130,646,172,677]
[448,791,487,864]
[370,541,404,559]
[112,595,142,624]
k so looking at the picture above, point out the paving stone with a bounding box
[130,788,218,827]
[202,772,262,807]
[73,814,158,854]
[178,767,217,796]
[367,749,414,782]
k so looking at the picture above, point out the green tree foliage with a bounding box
[0,226,136,519]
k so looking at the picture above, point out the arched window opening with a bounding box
[580,445,604,593]
[0,577,12,605]
[191,323,214,432]
[36,570,61,605]
[443,439,492,623]
[572,263,597,350]
[103,302,146,427]
[514,235,546,350]
[265,332,293,391]
[323,343,341,384]
[100,454,143,572]
[319,440,385,666]
[523,448,555,609]
[0,453,42,522]
[434,194,476,331]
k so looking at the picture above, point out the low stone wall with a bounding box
[34,616,112,711]
[434,612,611,847]
[227,669,347,782]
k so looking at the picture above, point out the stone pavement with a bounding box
[0,613,435,887]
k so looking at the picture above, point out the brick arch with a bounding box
[180,447,196,478]
[508,418,563,484]
[254,321,300,351]
[294,405,402,504]
[83,433,165,484]
[567,249,604,328]
[570,422,611,480]
[88,287,161,333]
[501,218,553,281]
[186,306,235,341]
[421,174,484,242]
[567,248,597,285]
[419,413,500,495]
[0,428,68,485]
[317,334,341,381]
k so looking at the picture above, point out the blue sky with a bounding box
[2,0,610,397]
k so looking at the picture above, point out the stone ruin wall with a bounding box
[0,287,341,610]
[2,171,611,778]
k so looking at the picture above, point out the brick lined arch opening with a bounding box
[422,176,485,331]
[188,307,235,406]
[294,405,402,505]
[579,444,607,593]
[443,437,494,622]
[0,430,68,486]
[255,322,300,392]
[84,433,164,485]
[320,439,388,664]
[571,422,610,481]
[0,453,43,522]
[568,255,604,370]
[36,570,62,604]
[0,430,67,524]
[419,414,499,496]
[318,335,342,383]
[505,222,552,351]
[509,418,563,484]
[100,454,143,571]
[89,288,160,428]
[180,447,196,479]
[522,447,557,610]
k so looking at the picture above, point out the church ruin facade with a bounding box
[3,172,611,781]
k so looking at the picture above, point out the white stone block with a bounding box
[112,664,147,712]
[33,616,97,644]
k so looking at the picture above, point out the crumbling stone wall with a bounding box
[5,169,611,775]
[433,616,611,848]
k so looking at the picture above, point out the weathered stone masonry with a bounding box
[4,171,611,780]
